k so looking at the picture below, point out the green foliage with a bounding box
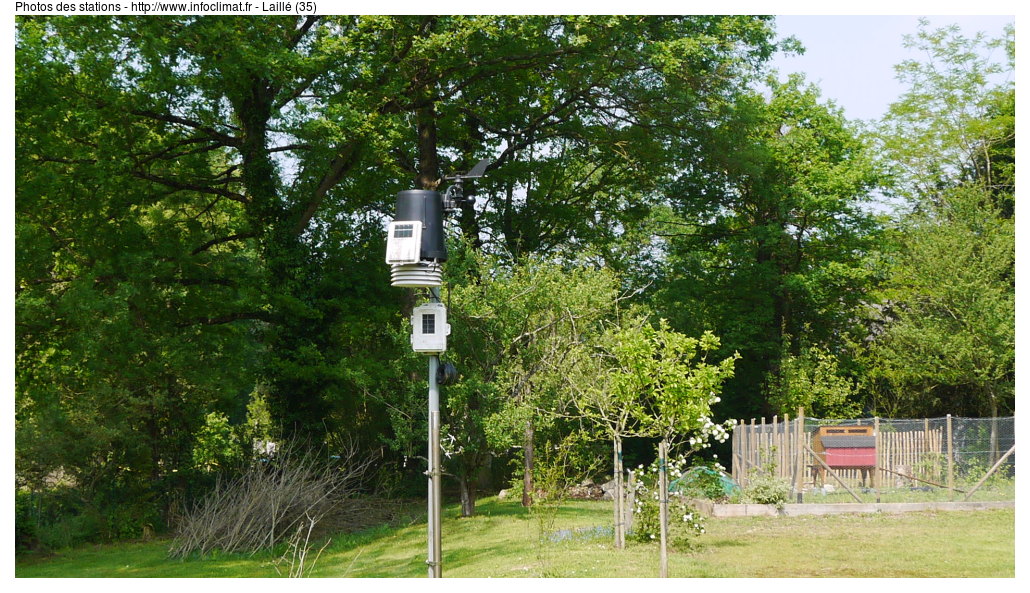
[531,432,606,504]
[15,14,784,536]
[733,474,792,508]
[865,19,1014,418]
[866,186,1014,417]
[15,483,164,553]
[957,457,1014,491]
[605,317,738,446]
[656,74,882,420]
[769,340,862,418]
[877,20,1014,204]
[192,412,243,472]
[443,252,622,513]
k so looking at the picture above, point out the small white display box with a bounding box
[411,302,450,354]
[385,221,423,265]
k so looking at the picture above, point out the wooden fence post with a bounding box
[795,408,805,501]
[748,418,756,486]
[760,416,767,473]
[784,413,791,485]
[625,469,635,537]
[946,414,955,497]
[963,445,1015,501]
[732,420,741,484]
[873,416,880,492]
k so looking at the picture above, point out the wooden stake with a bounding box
[946,414,954,496]
[795,408,805,500]
[784,413,792,489]
[963,445,1015,501]
[732,420,741,484]
[748,418,756,487]
[625,469,635,537]
[613,437,624,549]
[805,445,863,503]
[872,416,880,491]
[760,416,766,472]
[659,439,669,578]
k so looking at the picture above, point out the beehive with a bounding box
[813,425,876,468]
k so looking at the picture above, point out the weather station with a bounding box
[385,158,489,578]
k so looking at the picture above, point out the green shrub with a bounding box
[733,474,792,508]
[16,477,169,553]
[630,493,706,549]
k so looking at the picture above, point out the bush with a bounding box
[631,493,706,549]
[15,485,162,553]
[733,473,792,508]
[629,455,706,549]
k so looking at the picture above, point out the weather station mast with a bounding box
[384,158,489,578]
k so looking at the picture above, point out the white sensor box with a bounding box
[411,302,450,354]
[386,221,423,265]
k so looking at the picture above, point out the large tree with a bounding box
[655,75,881,420]
[865,21,1015,420]
[15,15,783,537]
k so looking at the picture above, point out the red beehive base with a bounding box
[825,447,876,468]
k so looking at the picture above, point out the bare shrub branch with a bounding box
[168,438,377,558]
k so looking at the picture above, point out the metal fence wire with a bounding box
[730,415,1015,502]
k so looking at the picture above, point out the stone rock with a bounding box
[497,489,509,500]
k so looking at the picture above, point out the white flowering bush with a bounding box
[629,455,707,548]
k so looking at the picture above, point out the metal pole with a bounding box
[427,286,442,578]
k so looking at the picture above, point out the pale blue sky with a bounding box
[768,15,1014,122]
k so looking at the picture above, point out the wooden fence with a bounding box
[731,413,957,493]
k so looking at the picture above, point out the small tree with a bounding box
[562,316,649,549]
[769,340,862,419]
[445,252,619,516]
[608,318,737,576]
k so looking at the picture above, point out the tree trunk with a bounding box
[522,420,534,507]
[415,100,440,190]
[459,473,476,517]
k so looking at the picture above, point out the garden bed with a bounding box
[698,500,1014,517]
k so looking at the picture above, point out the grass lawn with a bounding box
[15,497,1014,578]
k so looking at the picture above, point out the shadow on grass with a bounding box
[702,538,749,549]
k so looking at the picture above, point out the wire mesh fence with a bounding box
[730,414,1015,503]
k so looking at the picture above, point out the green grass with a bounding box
[15,497,1015,578]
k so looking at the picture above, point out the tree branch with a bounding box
[131,109,240,147]
[133,171,250,204]
[290,142,362,235]
[177,311,273,327]
[191,232,258,255]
